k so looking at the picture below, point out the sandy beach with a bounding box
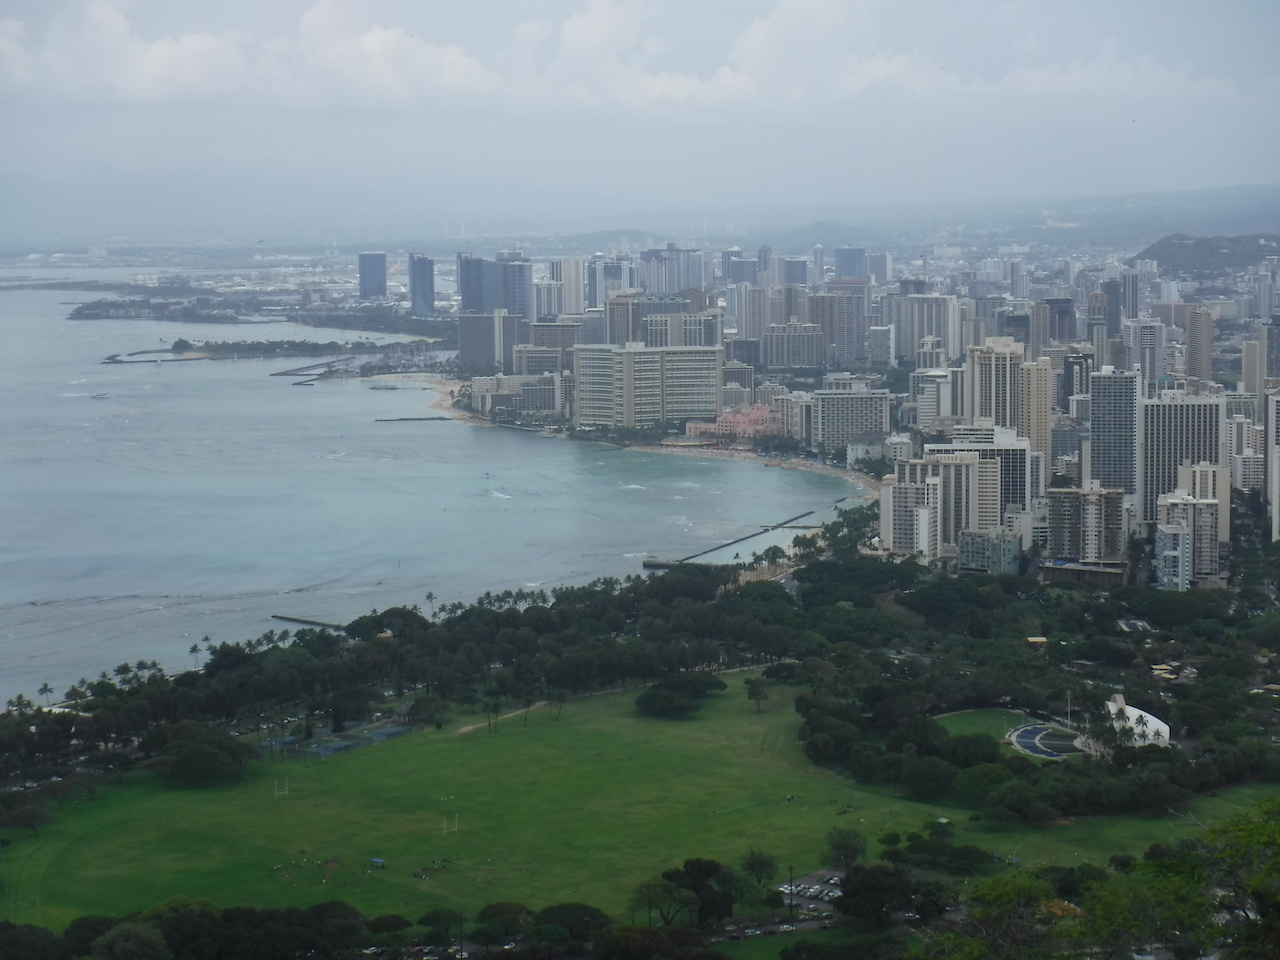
[627,442,878,495]
[367,372,878,496]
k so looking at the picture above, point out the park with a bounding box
[1,679,1271,933]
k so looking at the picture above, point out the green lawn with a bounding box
[0,685,1268,931]
[934,708,1026,741]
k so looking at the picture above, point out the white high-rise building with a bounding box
[1139,391,1225,527]
[1125,319,1167,383]
[879,451,1001,560]
[927,422,1045,514]
[550,259,586,315]
[573,343,722,429]
[964,337,1025,429]
[1157,490,1221,583]
[1019,357,1054,464]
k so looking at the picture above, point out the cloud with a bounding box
[0,0,1262,122]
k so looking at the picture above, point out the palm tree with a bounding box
[425,591,436,618]
[189,643,202,670]
[38,682,54,706]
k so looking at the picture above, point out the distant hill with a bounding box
[1129,233,1280,276]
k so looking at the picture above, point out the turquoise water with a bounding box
[0,267,865,701]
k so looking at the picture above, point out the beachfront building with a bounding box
[572,342,723,429]
[685,404,784,440]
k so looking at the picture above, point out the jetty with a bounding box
[642,510,815,569]
[271,614,348,630]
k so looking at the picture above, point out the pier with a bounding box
[642,510,815,569]
[271,614,348,630]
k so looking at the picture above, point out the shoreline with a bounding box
[625,443,878,495]
[367,372,879,495]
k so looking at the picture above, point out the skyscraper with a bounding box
[1140,391,1225,526]
[1019,357,1054,464]
[408,254,434,317]
[1125,319,1167,383]
[1088,367,1140,496]
[550,258,586,315]
[1186,307,1215,383]
[833,247,869,280]
[358,252,387,300]
[964,337,1025,429]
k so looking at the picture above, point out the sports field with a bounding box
[1,686,1270,931]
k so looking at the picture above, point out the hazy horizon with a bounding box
[3,1,1278,243]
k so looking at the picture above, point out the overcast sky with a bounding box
[2,0,1277,241]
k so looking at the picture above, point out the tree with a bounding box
[835,863,914,929]
[1206,796,1280,957]
[741,848,779,888]
[418,908,467,941]
[630,879,698,927]
[90,922,173,960]
[533,903,611,941]
[745,677,770,712]
[962,873,1057,960]
[824,826,867,875]
[900,756,959,800]
[37,682,53,706]
[475,902,532,938]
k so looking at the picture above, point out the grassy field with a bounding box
[934,708,1026,741]
[0,686,1269,932]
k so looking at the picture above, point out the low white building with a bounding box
[1104,694,1170,747]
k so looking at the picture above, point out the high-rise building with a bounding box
[964,337,1025,429]
[1087,367,1141,497]
[604,294,691,346]
[1045,482,1127,564]
[407,254,434,316]
[1028,301,1050,361]
[358,252,387,300]
[1009,260,1029,300]
[639,243,707,294]
[1139,391,1225,526]
[1019,357,1054,464]
[550,258,586,315]
[927,423,1045,514]
[900,295,962,362]
[869,253,893,285]
[572,343,723,429]
[457,253,533,320]
[1178,462,1230,544]
[1044,297,1076,341]
[807,292,839,360]
[534,281,564,320]
[458,311,520,376]
[827,278,873,367]
[1125,319,1167,383]
[1157,489,1221,584]
[1121,271,1141,322]
[762,321,825,369]
[813,245,824,281]
[833,247,868,280]
[1186,307,1215,383]
[1242,330,1267,396]
[1100,279,1123,336]
[879,451,1001,559]
[587,256,640,308]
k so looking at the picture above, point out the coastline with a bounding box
[367,371,878,494]
[625,443,878,496]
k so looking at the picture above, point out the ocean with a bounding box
[0,265,865,703]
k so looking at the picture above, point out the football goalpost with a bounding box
[274,778,290,798]
[443,813,458,834]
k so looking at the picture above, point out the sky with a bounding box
[1,0,1277,242]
